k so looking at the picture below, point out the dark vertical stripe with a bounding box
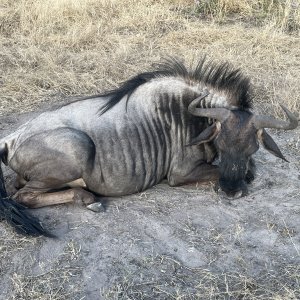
[132,123,146,187]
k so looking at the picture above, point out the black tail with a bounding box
[0,156,53,237]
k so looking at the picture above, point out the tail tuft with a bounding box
[0,197,54,237]
[0,149,54,238]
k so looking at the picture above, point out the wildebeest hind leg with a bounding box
[13,186,96,209]
[14,174,27,190]
[9,127,101,210]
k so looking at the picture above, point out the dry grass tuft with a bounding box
[9,240,84,300]
[103,254,300,299]
[0,0,299,117]
[193,0,300,34]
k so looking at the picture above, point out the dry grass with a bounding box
[194,0,300,33]
[103,254,300,300]
[0,0,299,117]
[9,240,84,300]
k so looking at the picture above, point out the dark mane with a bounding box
[98,57,253,114]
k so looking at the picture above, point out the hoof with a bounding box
[87,202,105,212]
[73,188,95,206]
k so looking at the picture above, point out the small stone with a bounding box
[87,202,105,213]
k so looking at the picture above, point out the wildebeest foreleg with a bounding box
[13,187,96,209]
[168,163,219,186]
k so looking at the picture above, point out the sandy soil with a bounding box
[0,107,299,300]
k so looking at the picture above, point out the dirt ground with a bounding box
[0,104,299,300]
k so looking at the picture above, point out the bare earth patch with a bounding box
[0,108,299,300]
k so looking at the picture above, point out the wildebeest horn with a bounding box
[188,92,231,122]
[253,104,298,130]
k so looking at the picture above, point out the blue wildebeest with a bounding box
[0,58,298,236]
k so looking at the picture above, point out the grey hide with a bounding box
[0,77,218,197]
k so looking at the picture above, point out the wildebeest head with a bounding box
[188,93,298,198]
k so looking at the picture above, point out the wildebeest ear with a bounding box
[257,129,288,162]
[187,122,221,146]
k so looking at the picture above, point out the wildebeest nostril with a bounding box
[227,190,243,199]
[218,178,247,198]
[218,189,244,199]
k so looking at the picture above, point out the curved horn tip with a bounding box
[279,104,299,129]
[192,91,210,104]
[188,91,210,113]
[254,104,299,130]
